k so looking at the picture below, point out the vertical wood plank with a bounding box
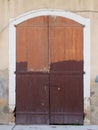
[16,27,27,62]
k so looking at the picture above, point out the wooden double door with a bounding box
[16,16,84,124]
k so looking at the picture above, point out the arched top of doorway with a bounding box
[16,15,83,27]
[10,9,89,26]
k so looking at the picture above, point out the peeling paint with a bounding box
[0,78,8,98]
[3,106,9,114]
[9,108,15,124]
[90,85,98,124]
[84,97,90,125]
[0,69,9,124]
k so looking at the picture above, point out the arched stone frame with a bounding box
[9,9,90,116]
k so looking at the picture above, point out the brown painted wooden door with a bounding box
[16,16,84,124]
[16,17,50,124]
[49,16,84,124]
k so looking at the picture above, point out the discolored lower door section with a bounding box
[50,72,83,125]
[16,72,49,124]
[16,62,84,125]
[49,61,84,125]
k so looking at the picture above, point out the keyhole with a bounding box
[58,87,61,91]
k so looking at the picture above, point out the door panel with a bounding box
[16,16,84,125]
[49,16,83,124]
[65,27,83,61]
[16,16,49,124]
[16,16,49,72]
[49,26,65,63]
[50,72,83,124]
[16,72,49,124]
[49,18,83,63]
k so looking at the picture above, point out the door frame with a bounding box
[9,9,90,113]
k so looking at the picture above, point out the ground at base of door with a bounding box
[0,125,98,130]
